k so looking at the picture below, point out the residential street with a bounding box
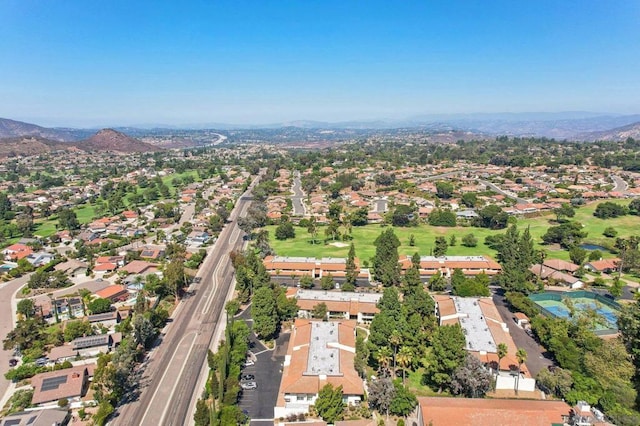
[492,291,554,377]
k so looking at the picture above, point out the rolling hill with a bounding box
[76,129,163,153]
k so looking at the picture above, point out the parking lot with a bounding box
[237,308,290,425]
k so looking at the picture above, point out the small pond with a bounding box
[580,244,609,251]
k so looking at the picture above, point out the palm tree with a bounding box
[375,346,392,376]
[389,331,402,376]
[497,343,508,374]
[396,346,413,385]
[515,348,528,395]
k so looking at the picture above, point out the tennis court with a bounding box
[530,291,620,333]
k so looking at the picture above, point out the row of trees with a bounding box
[194,313,251,426]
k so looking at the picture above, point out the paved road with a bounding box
[0,274,31,401]
[237,308,289,425]
[291,171,306,216]
[480,180,529,205]
[611,175,629,193]
[492,292,554,377]
[113,173,262,426]
[373,198,388,213]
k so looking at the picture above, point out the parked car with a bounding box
[243,359,255,367]
[8,359,18,367]
[240,381,257,390]
[35,357,49,367]
[241,374,255,381]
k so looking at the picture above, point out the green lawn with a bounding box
[75,205,97,224]
[267,199,637,263]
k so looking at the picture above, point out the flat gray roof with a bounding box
[304,322,341,376]
[296,289,381,304]
[453,297,497,353]
[420,256,488,262]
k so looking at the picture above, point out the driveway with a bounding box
[492,292,554,377]
[237,308,289,425]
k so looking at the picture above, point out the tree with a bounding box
[428,271,447,292]
[461,233,478,247]
[497,225,536,293]
[569,246,588,266]
[391,205,415,227]
[64,320,94,342]
[133,315,156,350]
[433,236,448,257]
[299,274,314,289]
[461,192,478,208]
[16,299,35,319]
[320,275,335,290]
[435,181,454,199]
[307,215,318,244]
[428,209,457,227]
[274,221,295,240]
[397,346,413,384]
[449,234,457,247]
[515,348,528,394]
[603,226,618,238]
[376,346,393,375]
[314,383,344,424]
[373,229,401,287]
[252,286,278,339]
[497,342,508,372]
[368,376,395,418]
[554,203,575,222]
[312,302,328,319]
[354,334,369,378]
[164,257,186,300]
[630,198,640,215]
[344,243,358,289]
[476,204,508,229]
[450,354,494,398]
[88,298,112,315]
[58,208,80,230]
[194,399,210,426]
[426,324,467,391]
[389,381,417,417]
[594,202,629,219]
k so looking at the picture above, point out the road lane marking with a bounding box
[140,331,198,425]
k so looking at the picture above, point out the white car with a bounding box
[241,381,257,390]
[243,359,255,367]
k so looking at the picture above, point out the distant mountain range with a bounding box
[1,113,640,153]
[578,121,640,141]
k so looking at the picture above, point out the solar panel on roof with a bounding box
[141,250,154,257]
[4,420,21,426]
[41,375,68,391]
[26,415,37,424]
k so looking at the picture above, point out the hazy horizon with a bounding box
[1,1,639,126]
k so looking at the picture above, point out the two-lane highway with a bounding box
[114,175,260,425]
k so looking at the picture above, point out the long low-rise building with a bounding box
[291,288,382,323]
[433,294,535,393]
[263,256,370,280]
[400,255,502,279]
[274,319,364,418]
[416,397,572,426]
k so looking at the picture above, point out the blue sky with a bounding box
[0,0,639,126]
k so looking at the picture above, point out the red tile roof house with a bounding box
[3,243,33,261]
[274,319,364,419]
[416,397,572,426]
[585,258,620,273]
[95,285,129,302]
[30,365,91,406]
